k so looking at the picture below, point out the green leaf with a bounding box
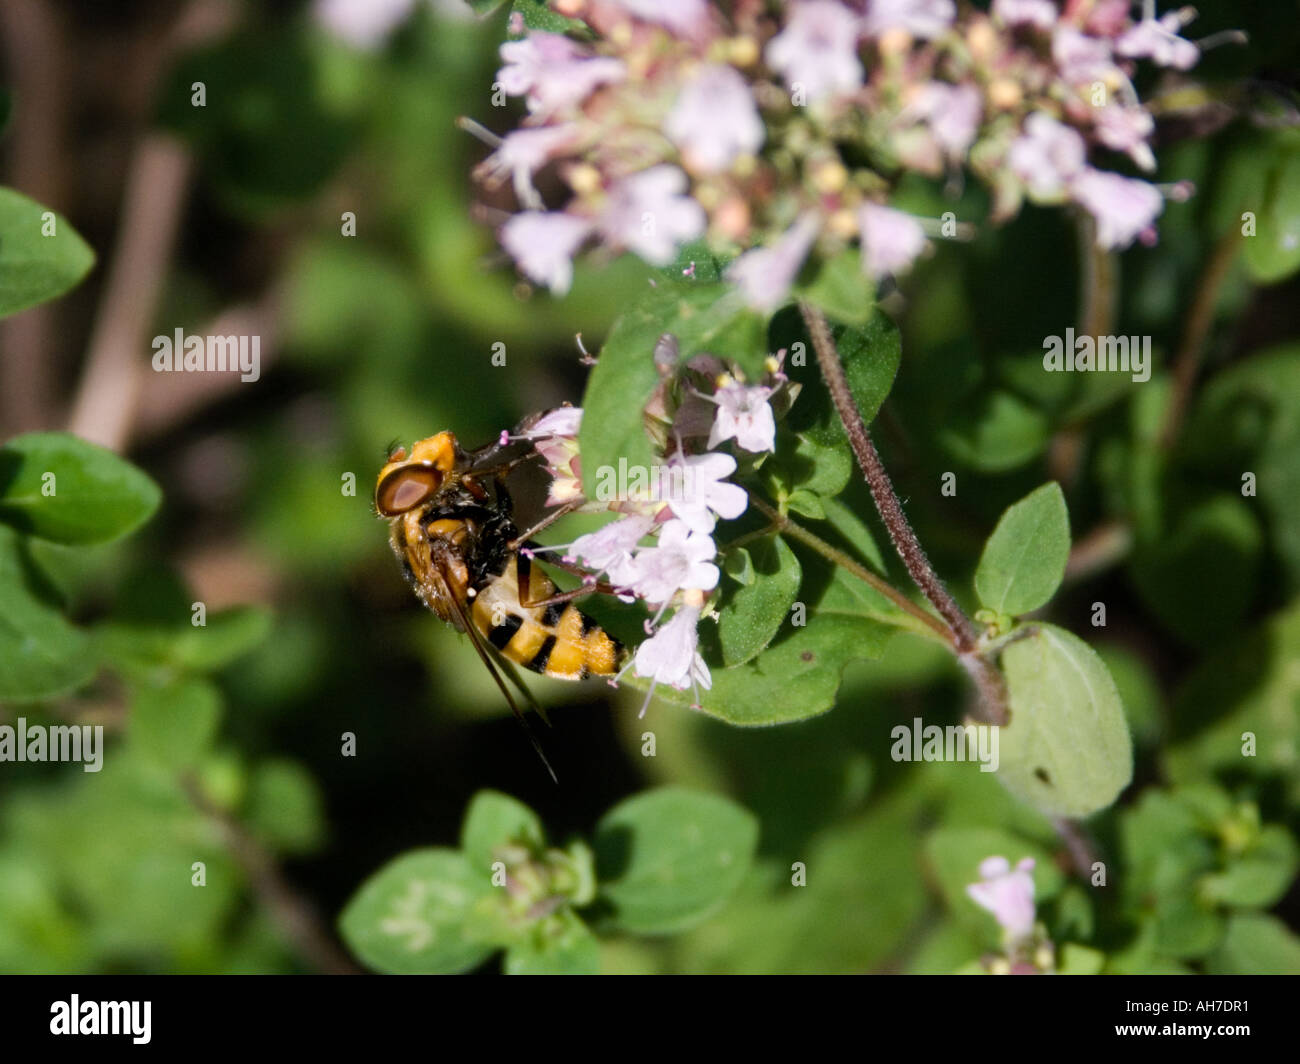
[820,496,886,573]
[129,676,222,770]
[838,313,902,429]
[339,849,495,974]
[785,488,825,519]
[975,482,1070,616]
[243,760,325,854]
[0,432,161,544]
[94,606,272,678]
[0,187,95,318]
[503,910,600,975]
[509,0,588,33]
[1200,825,1298,908]
[579,284,766,497]
[467,0,507,13]
[0,525,95,700]
[594,788,758,934]
[1207,913,1300,974]
[718,535,802,666]
[997,624,1133,818]
[1242,147,1300,284]
[797,249,875,326]
[1056,943,1105,975]
[939,389,1049,472]
[460,791,546,873]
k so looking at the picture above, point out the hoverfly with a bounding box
[375,425,625,780]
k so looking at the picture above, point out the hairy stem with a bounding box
[798,300,979,651]
[748,495,953,645]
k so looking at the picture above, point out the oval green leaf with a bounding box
[339,849,496,975]
[594,788,758,935]
[460,790,546,874]
[997,623,1133,818]
[0,432,161,544]
[718,534,802,666]
[0,187,95,318]
[975,482,1070,616]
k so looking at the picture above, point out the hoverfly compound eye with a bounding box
[376,465,442,516]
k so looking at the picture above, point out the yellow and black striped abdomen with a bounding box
[470,553,623,679]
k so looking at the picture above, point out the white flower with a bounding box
[660,451,748,533]
[497,32,626,115]
[1007,112,1087,200]
[313,0,416,49]
[765,1,864,103]
[1092,105,1156,171]
[990,0,1057,30]
[608,0,710,37]
[1070,168,1164,249]
[913,82,983,159]
[726,213,821,312]
[858,203,927,279]
[566,514,652,586]
[500,211,592,294]
[633,604,711,698]
[707,382,777,453]
[627,519,719,601]
[862,0,956,40]
[665,65,765,174]
[1115,10,1200,70]
[598,165,706,266]
[966,856,1037,942]
[483,125,579,209]
[1051,25,1116,85]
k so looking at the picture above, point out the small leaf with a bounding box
[1243,147,1300,285]
[940,389,1049,472]
[975,482,1070,616]
[339,849,495,974]
[1199,825,1298,909]
[718,535,802,666]
[594,788,758,934]
[0,432,161,544]
[461,791,546,874]
[723,546,754,586]
[129,676,222,770]
[243,760,325,854]
[820,496,886,573]
[797,249,875,326]
[503,910,600,975]
[0,525,95,700]
[1207,913,1300,975]
[997,624,1133,818]
[785,488,825,519]
[0,187,95,318]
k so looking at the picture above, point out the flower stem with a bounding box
[797,300,979,652]
[747,495,953,645]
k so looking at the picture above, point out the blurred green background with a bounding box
[0,0,1298,973]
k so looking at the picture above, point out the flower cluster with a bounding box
[479,0,1222,305]
[515,347,795,712]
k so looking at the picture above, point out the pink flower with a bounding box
[1007,112,1087,200]
[665,65,765,173]
[990,0,1057,30]
[913,82,983,159]
[500,211,591,294]
[608,0,710,37]
[765,1,864,103]
[862,0,956,40]
[567,514,653,585]
[627,519,720,601]
[1070,168,1164,249]
[858,203,927,279]
[520,405,582,441]
[706,382,777,453]
[966,856,1037,942]
[497,32,626,115]
[1092,105,1156,171]
[1115,10,1200,70]
[1051,25,1116,85]
[726,213,821,312]
[313,0,415,49]
[597,165,706,265]
[633,604,711,700]
[483,124,580,209]
[661,451,748,533]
